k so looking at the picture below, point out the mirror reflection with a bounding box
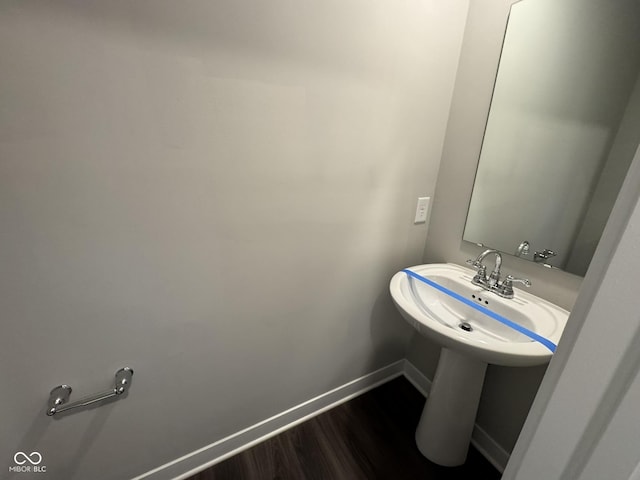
[463,0,640,276]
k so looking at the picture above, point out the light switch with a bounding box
[414,197,431,224]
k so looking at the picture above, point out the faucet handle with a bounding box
[466,258,482,268]
[505,275,531,287]
[499,275,531,298]
[470,264,487,286]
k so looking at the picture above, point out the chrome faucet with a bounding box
[466,249,531,299]
[467,249,502,287]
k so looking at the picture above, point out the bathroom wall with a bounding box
[408,0,588,458]
[0,1,470,479]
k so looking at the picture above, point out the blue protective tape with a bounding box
[402,269,556,353]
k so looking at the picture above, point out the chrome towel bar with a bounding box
[46,367,133,416]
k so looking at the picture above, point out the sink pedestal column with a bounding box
[415,347,488,466]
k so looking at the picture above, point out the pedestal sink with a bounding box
[389,263,569,466]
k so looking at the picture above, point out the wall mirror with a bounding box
[463,0,640,276]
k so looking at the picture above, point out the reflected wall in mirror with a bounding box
[464,0,640,276]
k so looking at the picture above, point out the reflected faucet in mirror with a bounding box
[534,248,557,263]
[515,240,530,258]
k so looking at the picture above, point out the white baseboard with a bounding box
[402,360,510,473]
[132,359,508,480]
[131,360,405,480]
[402,359,432,397]
[471,424,510,473]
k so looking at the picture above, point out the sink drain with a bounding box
[459,322,473,332]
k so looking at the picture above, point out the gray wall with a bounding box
[407,0,587,454]
[0,1,470,479]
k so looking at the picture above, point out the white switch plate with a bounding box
[414,196,431,224]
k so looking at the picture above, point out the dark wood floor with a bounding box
[187,376,502,479]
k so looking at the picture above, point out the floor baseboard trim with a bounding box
[471,424,510,473]
[402,360,509,473]
[133,359,508,480]
[131,360,405,480]
[402,359,432,397]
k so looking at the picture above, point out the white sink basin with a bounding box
[390,263,569,367]
[389,263,569,467]
[390,263,570,466]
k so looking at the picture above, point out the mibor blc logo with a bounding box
[9,451,47,473]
